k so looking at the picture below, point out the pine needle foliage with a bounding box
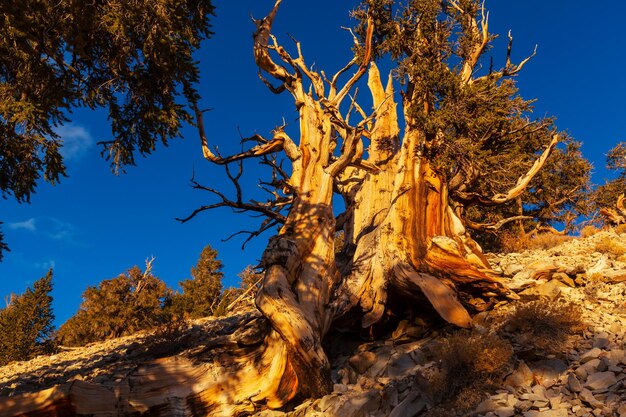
[169,245,225,320]
[0,270,55,365]
[594,142,626,210]
[0,0,214,257]
[350,0,591,249]
[57,265,171,347]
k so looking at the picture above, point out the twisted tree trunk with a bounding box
[2,1,558,415]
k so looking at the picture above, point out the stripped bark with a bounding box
[2,2,561,415]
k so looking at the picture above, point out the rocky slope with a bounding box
[1,231,626,417]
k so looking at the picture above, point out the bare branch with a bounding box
[252,0,293,83]
[326,94,388,177]
[456,134,559,206]
[195,103,300,164]
[258,70,286,94]
[474,31,537,83]
[465,215,533,232]
[291,37,325,99]
[331,17,374,106]
[600,193,626,225]
[223,218,281,249]
[224,276,264,311]
[177,177,287,225]
[618,194,626,215]
[455,0,491,84]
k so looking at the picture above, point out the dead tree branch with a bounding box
[456,134,559,206]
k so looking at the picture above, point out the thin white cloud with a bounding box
[34,259,56,270]
[41,217,76,241]
[56,124,94,160]
[7,218,37,231]
[7,217,77,242]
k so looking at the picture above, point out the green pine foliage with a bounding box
[469,135,593,250]
[57,265,172,347]
[594,142,626,210]
[351,1,592,250]
[170,245,224,319]
[0,270,55,366]
[0,0,214,256]
[352,0,592,250]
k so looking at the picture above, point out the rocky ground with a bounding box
[1,230,626,417]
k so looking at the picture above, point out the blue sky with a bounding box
[1,1,625,326]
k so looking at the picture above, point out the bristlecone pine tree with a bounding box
[178,0,568,412]
[595,142,626,225]
[57,263,171,347]
[0,270,54,366]
[4,1,588,415]
[170,244,224,319]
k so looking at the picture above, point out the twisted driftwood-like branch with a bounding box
[456,134,559,206]
[600,193,626,225]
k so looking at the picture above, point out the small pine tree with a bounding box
[0,270,55,365]
[57,262,171,346]
[214,266,264,314]
[595,142,626,210]
[170,245,224,319]
[237,266,262,299]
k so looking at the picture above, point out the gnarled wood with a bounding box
[1,2,563,415]
[600,194,626,225]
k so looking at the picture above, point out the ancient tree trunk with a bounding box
[332,65,508,331]
[2,2,561,415]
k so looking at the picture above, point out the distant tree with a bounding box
[216,265,264,314]
[0,270,55,365]
[57,262,171,346]
[595,142,626,211]
[238,265,263,297]
[169,245,224,319]
[0,0,214,259]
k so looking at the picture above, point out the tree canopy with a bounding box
[170,244,224,319]
[595,142,626,210]
[57,263,171,346]
[0,0,214,257]
[0,270,54,366]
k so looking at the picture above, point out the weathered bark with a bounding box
[332,64,509,332]
[2,2,561,415]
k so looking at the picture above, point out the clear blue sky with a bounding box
[1,1,625,326]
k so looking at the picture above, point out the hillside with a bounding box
[1,231,626,417]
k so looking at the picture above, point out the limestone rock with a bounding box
[505,361,534,387]
[567,373,583,393]
[584,371,617,391]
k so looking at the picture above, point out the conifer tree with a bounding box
[467,135,592,249]
[57,263,171,346]
[0,270,55,365]
[0,223,7,261]
[595,142,626,210]
[170,245,224,319]
[0,0,214,259]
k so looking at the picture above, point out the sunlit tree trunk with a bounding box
[333,66,505,332]
[4,1,562,415]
